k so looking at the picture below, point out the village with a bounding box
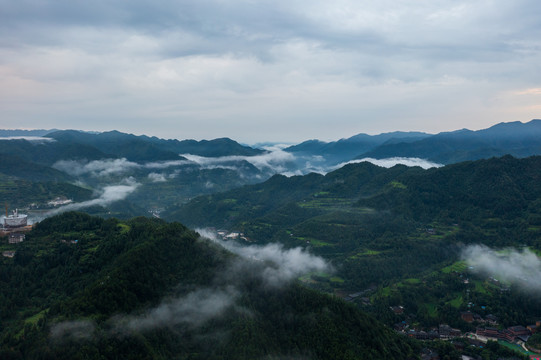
[390,300,541,359]
[0,197,76,257]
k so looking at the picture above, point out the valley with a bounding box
[1,122,541,359]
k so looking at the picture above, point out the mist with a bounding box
[45,179,139,217]
[53,158,192,177]
[0,136,55,143]
[113,287,239,334]
[461,245,541,292]
[50,320,96,342]
[148,172,167,182]
[50,228,330,341]
[196,228,331,287]
[336,157,443,170]
[181,146,297,174]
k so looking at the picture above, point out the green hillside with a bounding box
[0,212,417,359]
[167,156,541,331]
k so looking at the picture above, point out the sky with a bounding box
[1,0,540,143]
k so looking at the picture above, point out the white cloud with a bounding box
[45,179,140,216]
[53,158,140,177]
[114,287,239,334]
[197,228,331,287]
[0,136,55,142]
[1,1,540,142]
[148,172,167,182]
[50,320,96,342]
[461,245,541,292]
[336,157,443,170]
[53,158,192,177]
[181,147,297,174]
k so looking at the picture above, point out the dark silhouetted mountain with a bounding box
[0,138,111,165]
[144,136,265,157]
[0,129,57,137]
[357,119,541,164]
[47,130,184,162]
[48,130,264,161]
[0,154,73,182]
[286,131,430,165]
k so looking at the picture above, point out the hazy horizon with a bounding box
[1,0,540,142]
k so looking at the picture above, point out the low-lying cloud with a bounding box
[113,287,239,335]
[50,229,331,342]
[0,136,55,143]
[336,157,443,170]
[461,245,541,292]
[45,179,139,216]
[53,158,192,177]
[182,146,296,174]
[148,172,167,182]
[50,320,96,342]
[197,228,331,287]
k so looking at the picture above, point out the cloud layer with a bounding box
[197,228,331,287]
[50,230,330,341]
[45,179,140,217]
[338,157,443,170]
[461,245,541,292]
[2,1,540,142]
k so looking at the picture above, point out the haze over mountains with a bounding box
[1,119,540,222]
[2,120,541,359]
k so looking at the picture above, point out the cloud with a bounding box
[181,147,297,174]
[50,228,330,342]
[53,158,140,177]
[4,1,540,142]
[113,287,239,334]
[461,245,541,292]
[336,157,443,170]
[148,172,167,182]
[45,178,139,216]
[53,158,192,177]
[50,320,96,342]
[197,228,331,287]
[0,136,55,142]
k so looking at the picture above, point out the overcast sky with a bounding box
[1,0,540,143]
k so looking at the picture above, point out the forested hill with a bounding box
[356,119,541,164]
[168,155,541,231]
[0,212,416,359]
[165,155,541,297]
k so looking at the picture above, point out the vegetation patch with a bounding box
[441,261,467,274]
[448,295,463,308]
[24,309,48,326]
[117,223,131,234]
[389,181,407,189]
[403,278,421,285]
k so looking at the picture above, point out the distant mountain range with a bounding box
[1,120,541,220]
[356,119,541,164]
[284,119,541,165]
[285,131,430,165]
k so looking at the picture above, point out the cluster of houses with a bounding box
[476,321,540,343]
[460,311,498,325]
[2,233,25,258]
[395,323,462,340]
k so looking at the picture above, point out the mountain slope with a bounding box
[286,131,430,165]
[168,156,541,292]
[0,138,111,166]
[0,212,416,359]
[145,136,264,157]
[358,119,541,164]
[47,130,184,162]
